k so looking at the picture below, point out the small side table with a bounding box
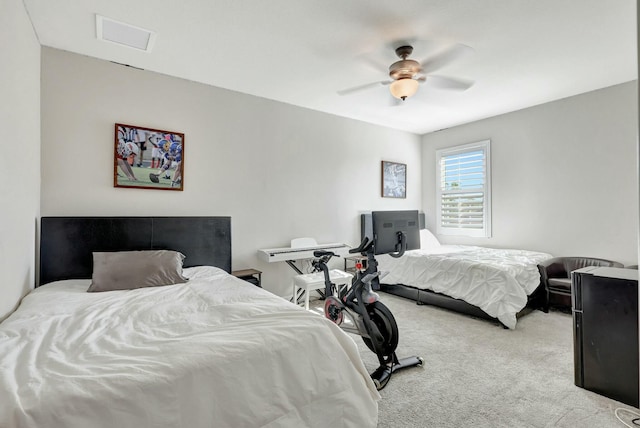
[232,268,262,287]
[344,255,368,275]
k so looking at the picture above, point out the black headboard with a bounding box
[39,216,231,286]
[360,212,425,242]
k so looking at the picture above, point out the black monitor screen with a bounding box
[371,210,420,255]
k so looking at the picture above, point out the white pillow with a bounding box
[420,229,441,249]
[183,265,228,281]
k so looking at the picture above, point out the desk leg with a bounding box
[285,260,303,274]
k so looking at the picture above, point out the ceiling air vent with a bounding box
[96,15,156,52]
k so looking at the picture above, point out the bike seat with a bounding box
[314,250,335,258]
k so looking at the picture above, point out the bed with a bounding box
[361,213,552,329]
[0,217,379,428]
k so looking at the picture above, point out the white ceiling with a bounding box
[24,0,637,135]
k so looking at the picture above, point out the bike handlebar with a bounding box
[349,237,374,254]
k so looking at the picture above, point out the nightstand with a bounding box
[343,255,368,275]
[232,268,262,287]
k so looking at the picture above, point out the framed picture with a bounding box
[381,161,406,198]
[114,123,184,191]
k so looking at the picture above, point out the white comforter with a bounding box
[377,246,552,329]
[0,266,379,428]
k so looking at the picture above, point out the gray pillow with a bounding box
[87,250,188,292]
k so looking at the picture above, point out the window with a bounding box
[436,140,491,237]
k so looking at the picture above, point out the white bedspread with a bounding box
[377,246,552,329]
[0,266,379,428]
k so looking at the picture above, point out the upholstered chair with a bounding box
[537,257,624,312]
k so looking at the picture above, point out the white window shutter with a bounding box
[436,141,491,237]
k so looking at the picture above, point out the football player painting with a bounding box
[114,123,184,190]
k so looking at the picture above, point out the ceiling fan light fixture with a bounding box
[390,78,419,101]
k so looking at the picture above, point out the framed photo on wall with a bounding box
[114,123,184,191]
[381,160,406,198]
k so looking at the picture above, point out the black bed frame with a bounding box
[39,216,231,287]
[360,213,542,326]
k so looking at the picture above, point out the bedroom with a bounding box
[1,0,638,427]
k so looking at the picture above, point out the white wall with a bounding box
[40,48,421,297]
[0,1,41,320]
[423,81,638,266]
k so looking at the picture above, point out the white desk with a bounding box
[293,269,353,310]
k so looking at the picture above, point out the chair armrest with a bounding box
[537,258,569,281]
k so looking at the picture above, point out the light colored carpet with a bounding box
[312,293,637,427]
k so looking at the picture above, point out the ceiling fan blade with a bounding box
[420,43,474,74]
[425,75,474,91]
[337,81,390,96]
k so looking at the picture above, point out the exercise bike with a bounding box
[311,233,423,390]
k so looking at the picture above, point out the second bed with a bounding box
[363,214,552,328]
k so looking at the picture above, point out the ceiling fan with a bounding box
[338,43,474,102]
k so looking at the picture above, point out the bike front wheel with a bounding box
[324,296,345,325]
